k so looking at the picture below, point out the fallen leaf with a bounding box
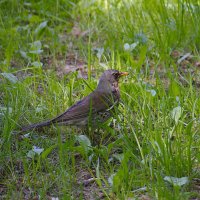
[71,23,89,38]
[171,50,181,59]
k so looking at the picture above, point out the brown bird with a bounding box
[21,69,128,132]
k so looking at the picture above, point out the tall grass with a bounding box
[0,0,200,199]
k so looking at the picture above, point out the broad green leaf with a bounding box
[164,176,189,187]
[27,146,44,159]
[0,106,12,115]
[76,135,91,147]
[29,50,43,54]
[31,61,43,68]
[76,135,92,154]
[124,43,130,51]
[29,41,43,54]
[31,40,42,49]
[1,73,18,83]
[147,89,157,96]
[19,50,31,60]
[32,146,44,155]
[124,42,139,51]
[130,42,139,50]
[35,21,48,35]
[108,173,115,186]
[27,150,35,159]
[93,47,104,59]
[35,105,46,113]
[171,106,182,124]
[135,33,148,44]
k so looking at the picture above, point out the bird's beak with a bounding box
[119,72,129,77]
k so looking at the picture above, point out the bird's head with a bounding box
[97,69,128,91]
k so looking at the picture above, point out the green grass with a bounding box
[0,0,200,199]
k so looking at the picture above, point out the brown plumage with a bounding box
[21,69,128,132]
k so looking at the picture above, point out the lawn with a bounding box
[0,0,200,199]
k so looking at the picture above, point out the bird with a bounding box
[20,69,128,132]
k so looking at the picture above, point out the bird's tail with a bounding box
[21,120,52,132]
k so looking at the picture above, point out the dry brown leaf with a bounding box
[195,61,200,68]
[71,23,89,38]
[171,50,181,59]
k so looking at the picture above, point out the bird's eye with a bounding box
[113,72,119,78]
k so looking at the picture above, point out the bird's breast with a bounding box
[112,83,120,101]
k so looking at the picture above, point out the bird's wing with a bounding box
[51,90,115,123]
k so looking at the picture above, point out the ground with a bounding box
[0,1,200,199]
